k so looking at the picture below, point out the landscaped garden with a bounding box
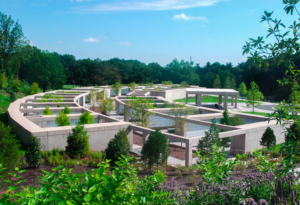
[174,95,245,104]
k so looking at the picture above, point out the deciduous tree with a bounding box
[246,81,264,113]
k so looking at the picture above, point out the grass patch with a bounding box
[174,96,245,103]
[241,112,270,117]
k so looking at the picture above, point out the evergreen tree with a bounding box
[231,78,236,90]
[65,124,90,159]
[197,119,221,156]
[260,127,276,150]
[246,81,264,113]
[78,111,94,125]
[141,130,170,170]
[224,76,231,88]
[213,75,221,88]
[63,105,71,114]
[25,136,42,167]
[0,122,21,189]
[220,109,231,125]
[105,129,130,166]
[55,111,71,126]
[43,105,53,115]
[238,82,247,97]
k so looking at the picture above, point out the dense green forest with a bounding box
[1,11,295,101]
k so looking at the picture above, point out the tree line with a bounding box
[1,11,297,101]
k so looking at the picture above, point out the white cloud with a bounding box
[173,13,206,20]
[29,40,35,46]
[84,37,100,42]
[57,41,63,44]
[120,41,132,46]
[74,0,223,12]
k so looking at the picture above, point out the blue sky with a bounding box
[0,0,297,66]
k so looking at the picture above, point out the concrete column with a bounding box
[185,140,193,167]
[41,121,47,128]
[218,95,222,104]
[115,101,120,115]
[186,94,189,104]
[224,94,228,109]
[82,96,85,107]
[195,94,198,105]
[235,95,238,108]
[124,113,129,122]
[125,127,133,150]
[231,95,234,106]
[196,94,202,106]
[142,133,150,145]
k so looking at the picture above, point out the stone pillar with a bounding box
[196,94,202,106]
[115,101,120,115]
[186,94,189,104]
[82,96,85,107]
[185,140,193,167]
[195,94,198,105]
[218,95,222,105]
[231,95,234,106]
[125,126,133,150]
[124,113,129,122]
[235,95,238,108]
[142,133,150,145]
[41,121,47,128]
[224,94,228,109]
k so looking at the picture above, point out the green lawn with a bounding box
[241,112,270,117]
[259,143,284,153]
[174,96,245,103]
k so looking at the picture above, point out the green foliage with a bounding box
[78,111,94,125]
[246,81,264,113]
[238,82,247,97]
[43,105,53,115]
[9,91,16,102]
[0,122,21,189]
[171,85,180,88]
[197,145,238,184]
[27,82,40,95]
[25,136,41,168]
[57,104,62,107]
[124,97,154,127]
[141,130,170,170]
[127,82,138,91]
[180,81,190,87]
[230,115,245,126]
[161,101,173,108]
[213,75,221,88]
[0,156,174,204]
[99,98,114,115]
[65,124,90,159]
[105,129,130,166]
[0,73,8,90]
[162,80,173,86]
[286,123,300,143]
[230,78,236,90]
[55,111,71,126]
[260,127,276,150]
[224,76,231,88]
[10,78,21,92]
[111,82,122,96]
[197,119,221,156]
[219,109,231,125]
[63,105,71,114]
[37,99,47,103]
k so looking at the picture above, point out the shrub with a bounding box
[230,115,245,126]
[180,81,190,87]
[57,104,62,107]
[0,73,8,90]
[43,105,53,115]
[63,105,71,114]
[21,80,30,93]
[0,122,21,189]
[78,111,94,125]
[141,130,170,170]
[105,129,130,166]
[55,111,71,126]
[10,78,21,92]
[25,136,42,168]
[65,124,90,159]
[27,82,40,95]
[220,109,231,125]
[197,119,221,156]
[260,127,277,150]
[99,98,114,115]
[9,91,16,102]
